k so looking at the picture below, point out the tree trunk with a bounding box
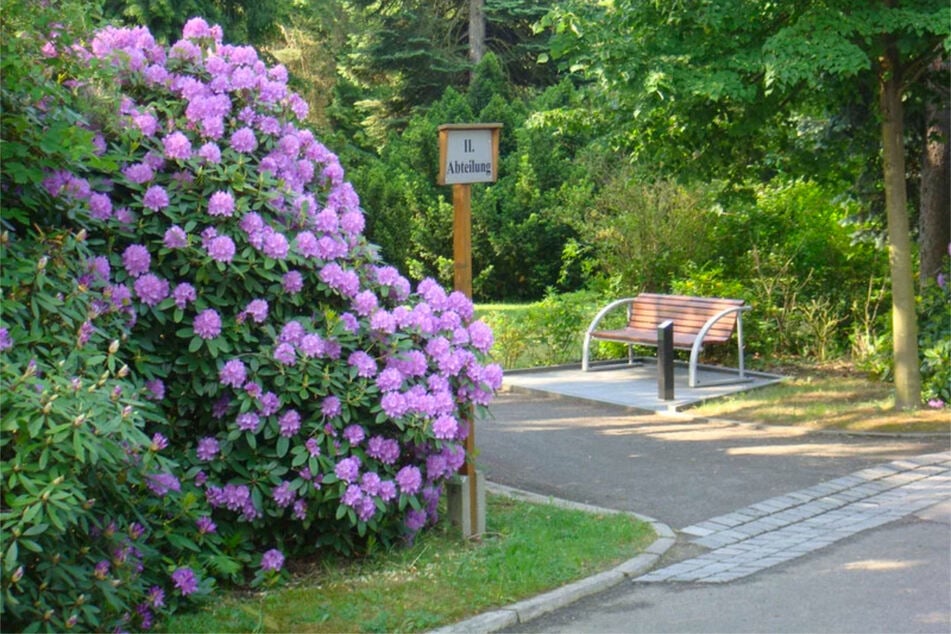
[919,62,950,284]
[879,42,921,410]
[468,0,485,64]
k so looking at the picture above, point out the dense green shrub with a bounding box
[2,11,502,630]
[345,70,595,301]
[480,291,603,368]
[919,270,951,406]
[575,173,719,293]
[0,229,223,632]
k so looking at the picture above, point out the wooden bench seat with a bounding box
[582,293,751,387]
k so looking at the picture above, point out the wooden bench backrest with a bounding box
[629,294,745,343]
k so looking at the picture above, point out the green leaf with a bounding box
[4,540,18,570]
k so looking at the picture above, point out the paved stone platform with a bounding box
[503,360,783,413]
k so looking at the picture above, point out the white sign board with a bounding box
[438,124,501,185]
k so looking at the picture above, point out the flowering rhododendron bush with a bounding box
[1,9,500,632]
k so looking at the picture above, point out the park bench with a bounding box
[581,293,751,387]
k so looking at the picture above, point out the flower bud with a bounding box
[117,364,129,378]
[76,229,87,242]
[11,566,23,583]
[108,339,120,355]
[37,256,48,271]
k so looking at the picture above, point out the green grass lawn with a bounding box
[159,495,655,634]
[688,363,950,434]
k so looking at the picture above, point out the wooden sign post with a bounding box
[438,123,501,538]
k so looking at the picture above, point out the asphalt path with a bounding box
[475,390,951,633]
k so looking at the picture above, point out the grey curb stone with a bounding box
[428,481,675,634]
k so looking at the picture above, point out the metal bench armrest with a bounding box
[688,305,752,387]
[582,298,637,371]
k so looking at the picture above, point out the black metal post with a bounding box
[658,320,674,400]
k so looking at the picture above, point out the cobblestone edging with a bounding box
[429,482,676,634]
[638,451,951,584]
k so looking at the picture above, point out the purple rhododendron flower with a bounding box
[171,567,199,596]
[370,311,396,334]
[230,127,257,153]
[360,472,381,496]
[342,483,363,508]
[208,190,235,216]
[273,481,295,508]
[163,131,192,160]
[206,235,236,262]
[133,113,158,136]
[219,359,247,388]
[376,367,403,392]
[172,282,197,309]
[348,351,377,378]
[468,320,494,352]
[145,379,165,400]
[163,225,188,248]
[261,549,285,572]
[367,436,400,465]
[122,244,151,277]
[87,255,111,281]
[273,342,296,365]
[148,586,165,608]
[198,142,221,163]
[123,162,155,184]
[353,290,377,316]
[343,424,365,445]
[380,392,407,418]
[263,231,289,259]
[196,516,217,534]
[142,184,169,211]
[182,16,213,39]
[259,391,281,416]
[278,410,301,437]
[279,320,304,344]
[299,333,324,357]
[305,437,321,457]
[405,509,427,532]
[282,270,303,293]
[321,395,341,418]
[194,308,222,339]
[196,437,220,461]
[334,456,361,483]
[432,414,458,440]
[134,274,169,306]
[395,466,422,495]
[236,412,260,432]
[150,433,168,451]
[243,299,268,323]
[88,192,113,220]
[146,472,180,497]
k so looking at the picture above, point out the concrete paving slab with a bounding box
[502,359,784,413]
